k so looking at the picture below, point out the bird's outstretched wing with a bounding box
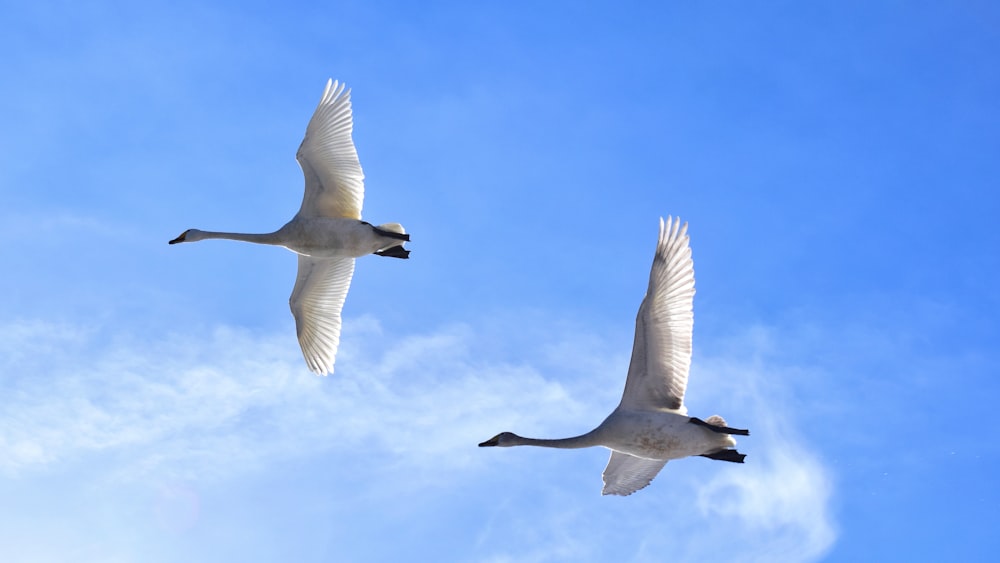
[618,217,695,412]
[602,451,668,496]
[289,255,355,375]
[295,79,365,220]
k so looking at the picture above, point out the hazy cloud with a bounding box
[0,316,836,561]
[0,317,587,480]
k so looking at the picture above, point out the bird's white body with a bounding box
[480,217,747,496]
[275,218,401,258]
[592,409,736,461]
[170,79,409,375]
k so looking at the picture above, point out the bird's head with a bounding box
[169,229,204,244]
[478,432,520,447]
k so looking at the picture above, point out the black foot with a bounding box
[699,449,746,463]
[370,225,410,242]
[689,417,750,436]
[375,245,410,259]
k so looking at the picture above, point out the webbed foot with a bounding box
[375,245,410,259]
[689,416,750,436]
[371,225,411,241]
[699,449,746,463]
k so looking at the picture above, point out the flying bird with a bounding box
[169,79,409,375]
[479,217,747,496]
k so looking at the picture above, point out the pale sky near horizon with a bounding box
[2,1,998,562]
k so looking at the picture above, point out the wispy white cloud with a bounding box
[695,441,834,563]
[0,316,836,562]
[689,327,836,563]
[0,316,587,481]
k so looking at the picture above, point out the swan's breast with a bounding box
[279,218,380,258]
[598,410,731,461]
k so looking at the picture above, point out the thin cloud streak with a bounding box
[0,317,585,480]
[690,328,837,563]
[0,316,836,561]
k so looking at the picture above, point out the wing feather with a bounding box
[295,79,365,219]
[602,451,668,496]
[289,256,355,375]
[618,217,695,412]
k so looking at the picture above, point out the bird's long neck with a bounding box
[197,230,283,245]
[510,430,601,449]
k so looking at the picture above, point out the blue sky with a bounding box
[2,1,998,561]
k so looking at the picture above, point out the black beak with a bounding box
[168,231,188,245]
[478,436,499,447]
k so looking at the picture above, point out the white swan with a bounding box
[479,217,747,496]
[169,79,409,376]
